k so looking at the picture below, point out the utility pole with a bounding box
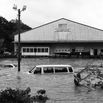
[13,5,26,72]
[18,9,21,72]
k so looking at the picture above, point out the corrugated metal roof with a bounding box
[14,18,103,42]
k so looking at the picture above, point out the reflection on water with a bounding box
[0,58,103,103]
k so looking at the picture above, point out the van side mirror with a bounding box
[29,70,32,73]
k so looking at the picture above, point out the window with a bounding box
[34,48,37,52]
[68,67,73,72]
[41,48,45,52]
[34,67,41,74]
[30,48,33,52]
[58,24,67,29]
[27,48,29,52]
[84,48,90,52]
[55,23,69,32]
[55,67,68,73]
[23,48,26,52]
[75,47,84,52]
[22,47,49,53]
[45,48,48,52]
[56,24,68,32]
[37,48,41,52]
[43,67,54,73]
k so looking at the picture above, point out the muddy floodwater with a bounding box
[0,58,103,103]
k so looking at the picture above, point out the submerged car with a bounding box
[74,65,103,89]
[0,64,16,69]
[29,64,73,74]
[3,51,12,56]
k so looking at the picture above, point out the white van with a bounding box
[29,64,73,74]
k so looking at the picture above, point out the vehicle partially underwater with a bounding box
[0,64,16,69]
[29,64,73,74]
[74,64,103,89]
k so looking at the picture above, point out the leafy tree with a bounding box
[0,16,32,53]
[0,16,9,38]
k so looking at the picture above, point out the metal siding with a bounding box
[15,18,103,42]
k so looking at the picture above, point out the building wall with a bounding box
[14,18,103,57]
[50,42,103,56]
[14,42,103,57]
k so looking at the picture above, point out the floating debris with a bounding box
[74,65,103,89]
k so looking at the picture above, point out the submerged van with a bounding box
[29,64,73,74]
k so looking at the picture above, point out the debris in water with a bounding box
[74,64,103,90]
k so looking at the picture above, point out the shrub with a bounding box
[0,87,49,103]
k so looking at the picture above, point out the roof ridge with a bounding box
[24,18,103,33]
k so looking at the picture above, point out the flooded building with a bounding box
[14,18,103,57]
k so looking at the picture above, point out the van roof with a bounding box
[36,64,72,67]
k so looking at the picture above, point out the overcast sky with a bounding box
[0,0,103,29]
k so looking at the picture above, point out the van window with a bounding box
[55,67,68,73]
[68,67,73,72]
[43,67,54,73]
[34,67,41,74]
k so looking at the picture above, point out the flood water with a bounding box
[0,58,103,103]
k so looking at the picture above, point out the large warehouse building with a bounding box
[14,18,103,57]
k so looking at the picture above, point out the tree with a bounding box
[0,16,9,38]
[0,16,32,53]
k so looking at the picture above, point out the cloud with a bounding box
[0,0,103,29]
[20,0,103,29]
